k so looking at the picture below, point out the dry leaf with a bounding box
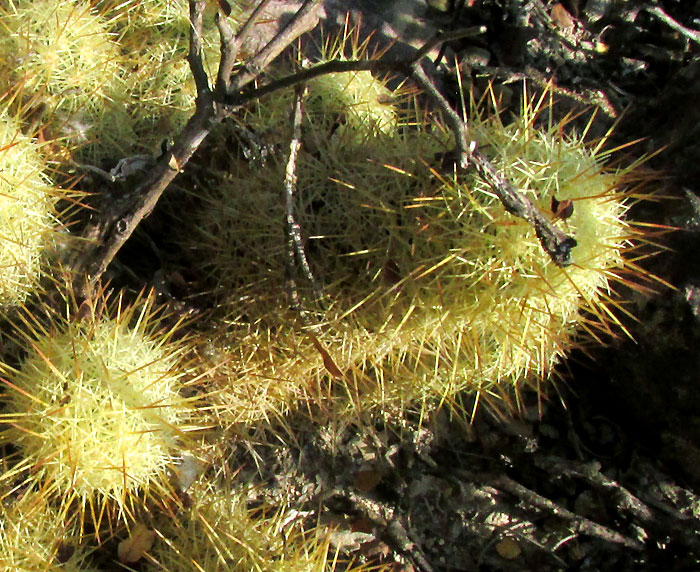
[350,516,374,534]
[118,522,156,563]
[306,331,343,378]
[551,4,574,29]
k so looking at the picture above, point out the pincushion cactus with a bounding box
[0,492,97,572]
[0,291,198,520]
[146,479,332,572]
[183,84,651,420]
[0,0,128,160]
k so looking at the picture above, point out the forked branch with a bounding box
[71,0,576,299]
[71,0,322,298]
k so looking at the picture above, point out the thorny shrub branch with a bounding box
[71,0,577,299]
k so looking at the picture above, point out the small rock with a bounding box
[329,529,375,553]
[495,537,522,559]
[582,0,612,24]
[461,46,491,67]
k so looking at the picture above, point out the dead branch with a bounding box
[284,84,322,311]
[227,0,323,94]
[534,455,700,554]
[225,58,393,106]
[464,471,644,550]
[224,27,485,105]
[646,3,700,45]
[410,62,577,266]
[71,0,322,298]
[330,487,434,572]
[187,0,210,96]
[215,0,274,98]
[225,55,577,267]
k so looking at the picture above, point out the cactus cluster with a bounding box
[147,480,332,572]
[0,0,127,160]
[0,108,73,308]
[0,492,97,572]
[0,0,661,569]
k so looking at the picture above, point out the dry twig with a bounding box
[284,84,322,311]
[410,63,577,266]
[534,455,700,554]
[646,3,700,45]
[463,471,644,550]
[330,487,434,572]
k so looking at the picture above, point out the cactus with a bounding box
[184,84,653,420]
[0,290,199,523]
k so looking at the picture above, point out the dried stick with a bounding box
[224,27,485,106]
[465,471,644,550]
[535,455,700,554]
[227,0,323,94]
[534,457,653,523]
[410,26,486,64]
[434,0,468,67]
[187,0,210,96]
[216,0,274,97]
[284,84,322,310]
[410,63,577,266]
[330,487,434,572]
[225,58,395,106]
[646,4,700,45]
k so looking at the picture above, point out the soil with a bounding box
[102,1,700,570]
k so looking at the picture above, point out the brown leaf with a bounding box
[551,4,574,29]
[306,331,343,378]
[353,468,383,493]
[118,523,156,563]
[551,196,574,220]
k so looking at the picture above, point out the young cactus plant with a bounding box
[0,0,129,162]
[0,288,201,524]
[0,489,98,572]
